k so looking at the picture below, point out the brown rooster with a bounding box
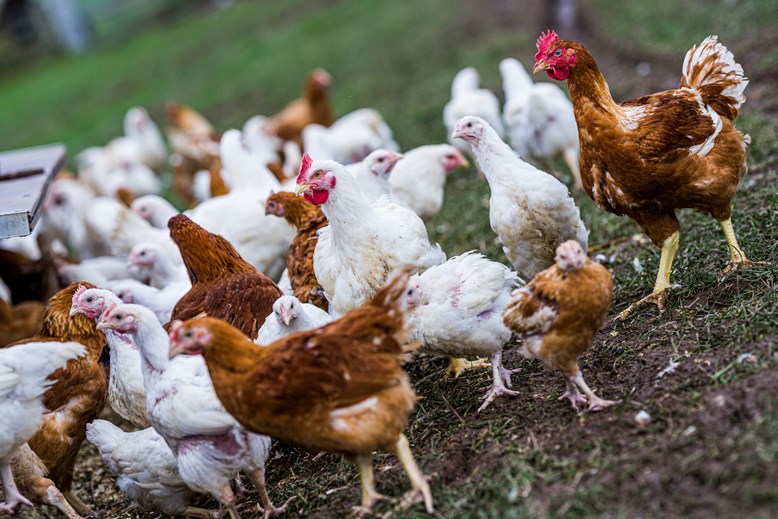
[167,215,283,339]
[265,191,329,311]
[9,282,108,518]
[265,68,335,146]
[533,31,767,318]
[169,270,433,515]
[502,241,615,411]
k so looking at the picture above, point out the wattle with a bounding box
[304,189,329,205]
[549,67,570,81]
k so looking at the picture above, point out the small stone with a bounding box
[634,410,651,427]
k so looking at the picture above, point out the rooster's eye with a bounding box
[554,49,563,57]
[313,171,322,179]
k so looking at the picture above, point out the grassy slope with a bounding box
[4,0,777,517]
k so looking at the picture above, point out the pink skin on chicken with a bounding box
[367,150,403,179]
[168,320,211,358]
[451,117,487,145]
[440,149,469,173]
[96,306,139,335]
[555,240,587,272]
[127,246,156,268]
[264,191,285,217]
[295,153,337,205]
[532,30,578,81]
[70,286,110,319]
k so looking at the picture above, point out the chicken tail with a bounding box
[680,35,747,120]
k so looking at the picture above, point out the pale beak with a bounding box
[69,305,79,317]
[294,183,312,196]
[533,60,549,74]
[455,150,470,169]
[168,343,187,359]
[96,320,112,331]
[389,151,404,165]
[279,306,294,327]
[451,127,464,141]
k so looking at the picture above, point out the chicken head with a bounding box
[532,30,578,80]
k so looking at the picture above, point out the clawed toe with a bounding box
[618,291,667,320]
[588,398,618,411]
[723,259,770,275]
[478,386,519,412]
[558,391,588,411]
[259,497,295,519]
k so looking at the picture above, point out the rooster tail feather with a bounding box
[680,35,747,120]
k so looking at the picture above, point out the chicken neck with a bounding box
[564,45,624,127]
[131,317,172,380]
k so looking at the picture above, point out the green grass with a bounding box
[5,0,778,518]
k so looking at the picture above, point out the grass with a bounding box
[5,0,778,517]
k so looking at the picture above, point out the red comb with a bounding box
[73,285,87,303]
[535,30,559,60]
[297,153,313,185]
[101,302,117,321]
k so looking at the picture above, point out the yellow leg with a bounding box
[394,434,434,513]
[720,218,769,274]
[618,231,679,320]
[353,455,390,515]
[446,357,491,378]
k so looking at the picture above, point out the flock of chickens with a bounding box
[0,29,766,518]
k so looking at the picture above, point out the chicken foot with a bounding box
[352,455,394,516]
[446,356,490,378]
[569,371,617,411]
[393,435,434,514]
[478,350,519,412]
[247,469,292,519]
[0,462,32,514]
[558,377,588,411]
[618,231,679,320]
[182,505,228,519]
[719,218,770,274]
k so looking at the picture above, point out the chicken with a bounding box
[70,286,149,428]
[168,270,433,514]
[57,255,133,287]
[86,420,220,518]
[346,149,403,203]
[404,252,522,411]
[452,115,588,280]
[264,191,329,310]
[444,67,505,152]
[0,298,44,347]
[165,102,221,207]
[301,108,399,164]
[499,57,581,190]
[107,278,189,325]
[97,304,286,519]
[295,154,446,316]
[9,282,108,518]
[168,215,283,340]
[502,241,615,411]
[127,241,190,289]
[255,295,333,345]
[0,341,85,515]
[533,31,766,317]
[131,194,179,229]
[242,115,284,167]
[0,247,58,304]
[388,144,469,221]
[121,106,168,173]
[266,68,335,146]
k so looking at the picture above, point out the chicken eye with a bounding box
[86,297,94,303]
[406,289,413,296]
[313,171,323,179]
[115,314,123,320]
[377,157,385,163]
[554,48,563,57]
[185,330,193,338]
[140,251,146,256]
[466,122,473,128]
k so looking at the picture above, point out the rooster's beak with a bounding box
[533,60,549,74]
[294,183,312,196]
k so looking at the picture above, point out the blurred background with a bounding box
[1,0,775,164]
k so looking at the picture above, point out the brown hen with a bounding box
[265,191,329,311]
[169,270,433,514]
[0,299,44,347]
[265,68,335,147]
[167,215,282,339]
[9,282,108,518]
[533,32,765,318]
[502,241,615,412]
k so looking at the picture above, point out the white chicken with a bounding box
[295,154,446,315]
[452,116,588,280]
[242,115,283,166]
[345,149,403,203]
[127,242,190,289]
[301,108,399,164]
[86,420,220,518]
[97,304,286,519]
[121,106,168,172]
[106,278,188,324]
[444,67,505,152]
[499,57,582,190]
[388,144,470,221]
[0,341,86,514]
[404,252,522,411]
[57,255,133,287]
[131,194,179,229]
[70,286,149,428]
[255,295,333,345]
